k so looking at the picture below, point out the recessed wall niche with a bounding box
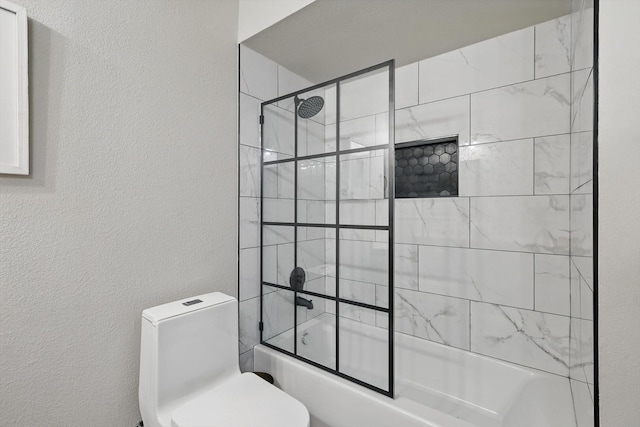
[394,137,458,198]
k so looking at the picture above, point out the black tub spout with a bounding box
[296,296,313,309]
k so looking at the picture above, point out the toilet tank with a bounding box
[139,292,240,426]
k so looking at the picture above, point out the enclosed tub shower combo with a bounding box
[238,3,596,427]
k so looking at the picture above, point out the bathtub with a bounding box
[254,313,577,427]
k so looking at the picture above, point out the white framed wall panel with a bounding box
[0,0,28,175]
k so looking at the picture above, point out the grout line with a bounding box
[417,60,421,105]
[468,197,471,248]
[372,282,572,318]
[392,328,570,379]
[415,70,572,107]
[533,25,537,80]
[468,95,472,147]
[532,138,536,195]
[533,253,537,311]
[468,300,472,350]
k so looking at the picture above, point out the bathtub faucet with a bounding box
[296,296,314,310]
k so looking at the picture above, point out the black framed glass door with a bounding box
[259,61,395,396]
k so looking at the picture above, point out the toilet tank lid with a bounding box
[142,292,236,326]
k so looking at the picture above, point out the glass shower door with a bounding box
[260,61,395,396]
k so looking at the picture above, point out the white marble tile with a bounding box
[298,238,326,282]
[570,132,593,194]
[239,296,260,353]
[535,254,571,315]
[326,277,377,325]
[395,244,418,290]
[323,85,337,125]
[419,27,534,103]
[570,317,594,385]
[298,159,325,201]
[534,134,571,195]
[471,73,570,144]
[375,112,390,146]
[572,256,593,289]
[263,198,294,223]
[375,199,389,227]
[302,221,326,241]
[239,197,260,249]
[570,194,593,257]
[276,243,294,288]
[570,379,595,427]
[277,162,295,199]
[470,302,571,376]
[571,69,594,133]
[262,244,277,285]
[535,15,571,79]
[396,198,470,247]
[306,119,326,156]
[571,5,594,71]
[338,238,389,286]
[459,139,534,196]
[298,199,327,225]
[571,259,593,321]
[375,285,390,328]
[339,151,385,201]
[262,164,277,199]
[240,46,277,101]
[303,277,328,321]
[239,145,261,197]
[263,224,294,247]
[580,274,593,322]
[395,63,418,109]
[335,200,376,226]
[239,247,260,301]
[470,196,570,254]
[262,288,295,344]
[340,156,373,200]
[570,261,581,319]
[419,246,535,308]
[277,65,312,112]
[395,288,470,350]
[396,95,470,146]
[263,104,295,157]
[339,115,377,150]
[369,153,386,200]
[335,228,376,242]
[339,68,389,122]
[240,93,261,148]
[239,349,254,373]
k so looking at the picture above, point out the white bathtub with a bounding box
[255,313,577,427]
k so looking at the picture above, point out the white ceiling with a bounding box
[243,0,571,83]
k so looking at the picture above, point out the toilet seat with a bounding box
[171,373,310,427]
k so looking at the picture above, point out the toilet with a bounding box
[139,292,310,427]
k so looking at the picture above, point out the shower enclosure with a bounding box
[259,61,395,395]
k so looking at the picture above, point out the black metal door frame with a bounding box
[258,60,395,397]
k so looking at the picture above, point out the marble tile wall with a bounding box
[327,13,586,381]
[569,0,595,419]
[238,9,593,391]
[239,46,329,372]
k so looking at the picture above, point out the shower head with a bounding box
[295,95,324,119]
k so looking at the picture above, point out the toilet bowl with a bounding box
[139,292,310,427]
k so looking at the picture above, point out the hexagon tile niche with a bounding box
[395,138,458,198]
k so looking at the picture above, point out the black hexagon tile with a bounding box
[394,138,458,198]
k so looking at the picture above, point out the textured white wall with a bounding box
[0,1,238,425]
[598,0,640,425]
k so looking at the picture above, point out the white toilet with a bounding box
[139,292,310,427]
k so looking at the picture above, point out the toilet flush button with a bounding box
[182,299,203,306]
